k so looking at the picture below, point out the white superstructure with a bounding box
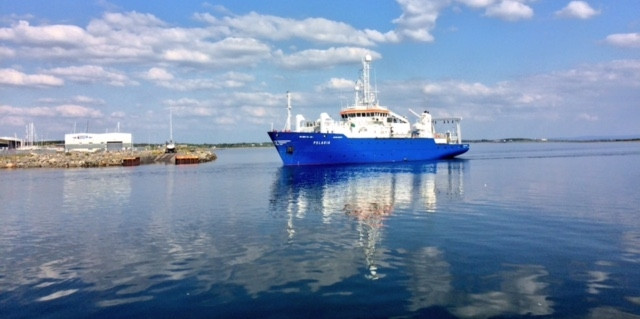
[289,55,462,144]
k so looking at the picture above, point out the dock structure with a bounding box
[175,155,199,165]
[122,157,141,166]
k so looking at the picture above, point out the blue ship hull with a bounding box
[268,131,469,166]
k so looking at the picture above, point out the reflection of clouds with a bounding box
[405,247,453,311]
[587,307,640,319]
[453,265,553,318]
[221,238,361,296]
[405,249,554,318]
[587,270,613,295]
[37,289,79,302]
[621,231,640,263]
[96,296,154,308]
[627,296,640,306]
[37,258,78,281]
[581,260,640,318]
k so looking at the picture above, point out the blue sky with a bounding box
[1,0,639,143]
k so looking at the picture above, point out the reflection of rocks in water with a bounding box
[344,202,392,280]
[453,264,553,318]
[405,246,453,312]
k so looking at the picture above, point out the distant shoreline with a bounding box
[464,138,640,143]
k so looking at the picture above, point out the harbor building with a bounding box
[0,137,22,149]
[64,133,132,152]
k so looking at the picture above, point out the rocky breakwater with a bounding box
[1,149,217,169]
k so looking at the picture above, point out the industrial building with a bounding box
[0,137,22,149]
[64,133,132,152]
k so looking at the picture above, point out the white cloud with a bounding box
[224,71,255,83]
[0,20,96,46]
[194,11,396,46]
[158,79,221,91]
[0,12,245,66]
[0,68,64,87]
[161,37,271,67]
[72,95,105,105]
[485,0,534,21]
[393,0,450,42]
[144,67,174,81]
[456,0,497,8]
[423,81,507,98]
[577,113,598,121]
[45,65,136,86]
[555,1,600,19]
[316,78,357,92]
[454,0,535,22]
[150,71,254,91]
[276,47,381,69]
[55,104,103,118]
[0,115,26,126]
[0,2,538,75]
[163,49,211,64]
[0,104,102,118]
[110,111,126,118]
[387,59,640,128]
[605,33,640,48]
[0,46,15,58]
[554,59,640,86]
[164,98,203,108]
[241,105,267,117]
[92,11,166,31]
[161,91,285,123]
[38,95,105,105]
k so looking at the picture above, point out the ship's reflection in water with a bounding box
[271,161,464,280]
[269,160,555,317]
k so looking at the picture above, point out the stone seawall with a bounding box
[1,150,216,169]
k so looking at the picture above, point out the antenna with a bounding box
[169,108,173,141]
[284,91,292,131]
[363,55,373,105]
[357,54,376,106]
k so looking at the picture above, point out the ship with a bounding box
[268,55,469,166]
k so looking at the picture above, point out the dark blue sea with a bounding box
[1,142,639,318]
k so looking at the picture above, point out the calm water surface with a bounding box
[1,142,639,318]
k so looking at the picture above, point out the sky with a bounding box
[1,0,639,143]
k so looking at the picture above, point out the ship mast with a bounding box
[169,108,173,142]
[284,91,292,131]
[356,54,376,107]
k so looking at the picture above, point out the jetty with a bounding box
[0,148,216,169]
